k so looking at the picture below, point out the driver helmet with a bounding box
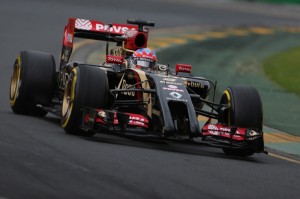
[130,48,157,71]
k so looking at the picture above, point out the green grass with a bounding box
[263,46,300,96]
[256,0,300,4]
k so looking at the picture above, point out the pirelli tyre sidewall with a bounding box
[220,85,263,156]
[10,51,56,116]
[61,65,108,136]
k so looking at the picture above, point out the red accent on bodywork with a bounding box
[201,124,246,141]
[106,55,124,64]
[93,23,137,34]
[95,110,149,128]
[175,64,192,75]
[63,18,75,47]
[96,118,106,124]
[84,114,89,124]
[125,31,148,51]
[114,112,149,128]
[63,18,139,49]
[73,18,138,34]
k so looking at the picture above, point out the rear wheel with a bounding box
[10,51,56,116]
[61,65,108,136]
[219,85,263,156]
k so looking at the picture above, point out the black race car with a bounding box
[10,18,264,157]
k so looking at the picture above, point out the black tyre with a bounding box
[10,51,56,116]
[219,85,263,156]
[61,65,108,136]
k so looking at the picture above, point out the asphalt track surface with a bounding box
[1,0,300,198]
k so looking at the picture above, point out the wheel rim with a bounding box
[10,57,21,106]
[221,90,231,126]
[61,70,77,128]
[62,80,72,117]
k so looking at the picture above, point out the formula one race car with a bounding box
[9,18,264,156]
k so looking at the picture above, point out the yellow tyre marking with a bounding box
[10,55,21,107]
[223,90,231,126]
[62,68,77,128]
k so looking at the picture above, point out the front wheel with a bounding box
[61,65,108,136]
[219,85,263,157]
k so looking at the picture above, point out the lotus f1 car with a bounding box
[10,18,264,156]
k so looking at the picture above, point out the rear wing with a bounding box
[58,18,154,89]
[60,18,139,88]
[63,18,139,47]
